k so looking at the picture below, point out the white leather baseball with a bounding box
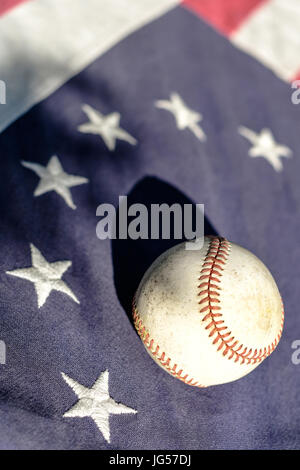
[133,236,284,387]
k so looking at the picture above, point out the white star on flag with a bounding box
[238,126,292,172]
[78,104,137,151]
[62,370,137,443]
[155,92,206,141]
[21,155,88,210]
[6,244,79,308]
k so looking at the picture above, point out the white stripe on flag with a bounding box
[0,0,179,133]
[231,0,300,82]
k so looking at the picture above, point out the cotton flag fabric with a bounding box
[0,0,299,449]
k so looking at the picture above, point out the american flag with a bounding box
[0,0,299,450]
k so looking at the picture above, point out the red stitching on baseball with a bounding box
[199,236,284,365]
[132,299,205,388]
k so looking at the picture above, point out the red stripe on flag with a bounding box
[0,0,30,17]
[182,0,269,35]
[291,70,300,85]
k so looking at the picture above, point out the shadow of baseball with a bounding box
[111,175,218,325]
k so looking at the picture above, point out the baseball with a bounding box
[133,236,284,387]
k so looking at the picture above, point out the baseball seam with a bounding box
[199,236,284,364]
[133,299,205,388]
